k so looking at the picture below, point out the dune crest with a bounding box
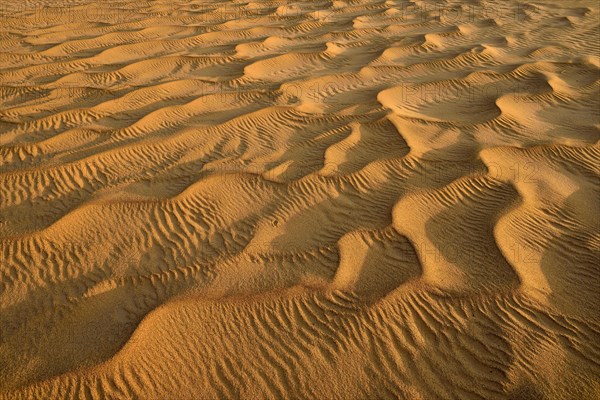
[1,0,599,398]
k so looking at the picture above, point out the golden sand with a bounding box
[1,0,599,398]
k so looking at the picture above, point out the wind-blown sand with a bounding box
[1,0,599,399]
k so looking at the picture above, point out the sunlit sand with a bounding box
[1,1,599,398]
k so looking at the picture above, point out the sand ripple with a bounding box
[1,0,599,398]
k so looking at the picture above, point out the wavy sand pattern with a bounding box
[1,0,599,399]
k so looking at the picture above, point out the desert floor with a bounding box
[1,0,599,399]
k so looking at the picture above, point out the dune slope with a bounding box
[1,0,599,399]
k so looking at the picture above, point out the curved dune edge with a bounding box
[4,289,600,400]
[1,0,599,398]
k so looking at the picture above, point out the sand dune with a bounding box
[1,0,599,399]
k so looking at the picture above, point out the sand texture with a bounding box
[1,0,600,399]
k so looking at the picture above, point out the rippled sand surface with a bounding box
[1,0,599,398]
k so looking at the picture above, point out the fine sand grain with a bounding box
[1,0,599,399]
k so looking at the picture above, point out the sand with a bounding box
[1,0,599,399]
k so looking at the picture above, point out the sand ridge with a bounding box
[1,0,599,399]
